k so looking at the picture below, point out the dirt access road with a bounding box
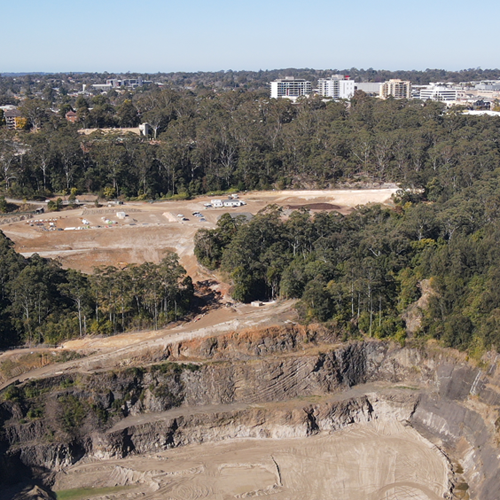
[0,299,297,390]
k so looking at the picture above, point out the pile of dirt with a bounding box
[286,203,341,211]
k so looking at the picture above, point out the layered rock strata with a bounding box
[0,330,499,499]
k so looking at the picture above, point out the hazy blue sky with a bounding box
[2,0,499,73]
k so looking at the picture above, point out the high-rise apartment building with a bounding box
[379,79,411,99]
[318,75,355,99]
[270,77,312,99]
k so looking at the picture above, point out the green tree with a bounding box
[58,269,91,337]
[117,99,140,128]
[19,98,50,131]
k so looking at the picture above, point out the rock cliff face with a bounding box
[1,328,499,499]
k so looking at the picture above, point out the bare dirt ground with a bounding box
[53,419,449,500]
[61,300,296,352]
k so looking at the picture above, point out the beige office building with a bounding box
[379,79,411,99]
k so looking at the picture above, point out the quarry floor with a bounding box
[53,420,449,500]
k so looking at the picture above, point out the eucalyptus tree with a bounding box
[59,269,91,337]
[0,129,19,191]
[19,98,50,132]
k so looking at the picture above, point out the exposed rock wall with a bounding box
[410,359,500,500]
[98,397,379,458]
[1,336,499,499]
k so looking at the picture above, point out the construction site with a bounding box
[1,188,398,277]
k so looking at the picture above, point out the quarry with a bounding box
[0,188,499,500]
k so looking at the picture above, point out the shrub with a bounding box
[59,395,86,432]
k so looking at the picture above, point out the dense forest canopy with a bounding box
[2,87,500,201]
[195,183,500,355]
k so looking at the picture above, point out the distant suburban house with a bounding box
[65,110,78,123]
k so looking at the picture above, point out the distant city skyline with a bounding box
[3,0,499,73]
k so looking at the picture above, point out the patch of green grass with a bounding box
[55,486,132,500]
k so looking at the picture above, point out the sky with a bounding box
[2,0,499,73]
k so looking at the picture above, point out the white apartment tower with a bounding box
[318,75,355,99]
[379,79,412,99]
[270,77,312,99]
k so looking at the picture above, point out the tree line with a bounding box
[2,68,500,96]
[2,89,500,203]
[0,233,193,348]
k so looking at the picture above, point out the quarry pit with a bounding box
[1,188,498,500]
